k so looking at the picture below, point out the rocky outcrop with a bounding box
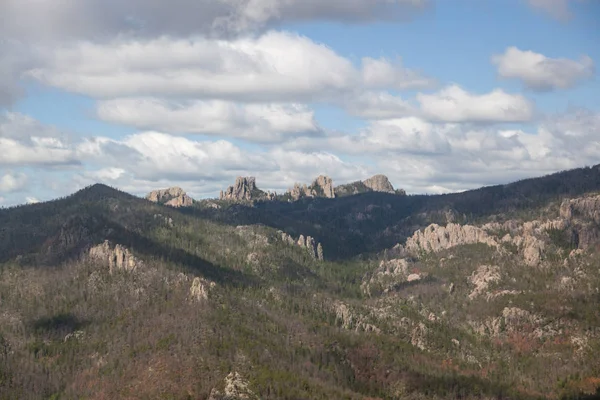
[287,175,334,200]
[88,240,141,274]
[209,372,260,400]
[335,174,404,197]
[146,187,193,208]
[220,177,274,202]
[362,258,410,296]
[297,234,323,260]
[405,223,499,254]
[468,265,501,300]
[188,277,215,302]
[333,301,380,333]
[362,174,395,193]
[470,307,549,338]
[560,195,600,223]
[411,322,429,351]
[280,231,324,260]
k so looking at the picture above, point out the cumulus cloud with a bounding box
[0,112,81,167]
[0,171,28,193]
[26,32,432,103]
[3,106,600,202]
[417,85,534,123]
[0,0,429,42]
[96,98,322,143]
[492,47,594,91]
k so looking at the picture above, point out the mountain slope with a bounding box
[1,168,600,399]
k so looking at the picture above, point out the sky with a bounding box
[0,0,599,206]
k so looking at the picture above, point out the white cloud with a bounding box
[96,98,322,143]
[526,0,574,20]
[26,32,433,103]
[0,112,81,167]
[0,171,28,193]
[361,57,436,90]
[492,47,594,91]
[0,0,429,42]
[417,85,534,123]
[71,130,370,197]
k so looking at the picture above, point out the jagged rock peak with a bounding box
[146,187,193,208]
[362,174,395,193]
[220,176,275,202]
[287,175,335,200]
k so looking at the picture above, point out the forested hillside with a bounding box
[1,165,600,399]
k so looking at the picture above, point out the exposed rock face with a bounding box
[287,175,334,200]
[88,240,141,274]
[468,265,501,300]
[146,187,193,208]
[405,223,499,254]
[362,174,395,193]
[361,258,409,296]
[209,372,260,400]
[220,177,274,202]
[333,301,380,333]
[189,277,215,302]
[560,195,600,223]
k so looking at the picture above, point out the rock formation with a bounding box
[362,174,395,193]
[361,258,410,296]
[287,175,335,200]
[220,177,275,202]
[146,187,193,208]
[189,277,215,302]
[334,174,404,197]
[88,240,141,274]
[280,231,323,260]
[208,372,260,400]
[405,223,499,254]
[468,265,501,300]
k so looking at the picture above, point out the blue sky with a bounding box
[1,0,599,205]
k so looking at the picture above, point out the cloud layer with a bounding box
[493,47,595,91]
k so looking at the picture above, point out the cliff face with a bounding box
[146,187,193,208]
